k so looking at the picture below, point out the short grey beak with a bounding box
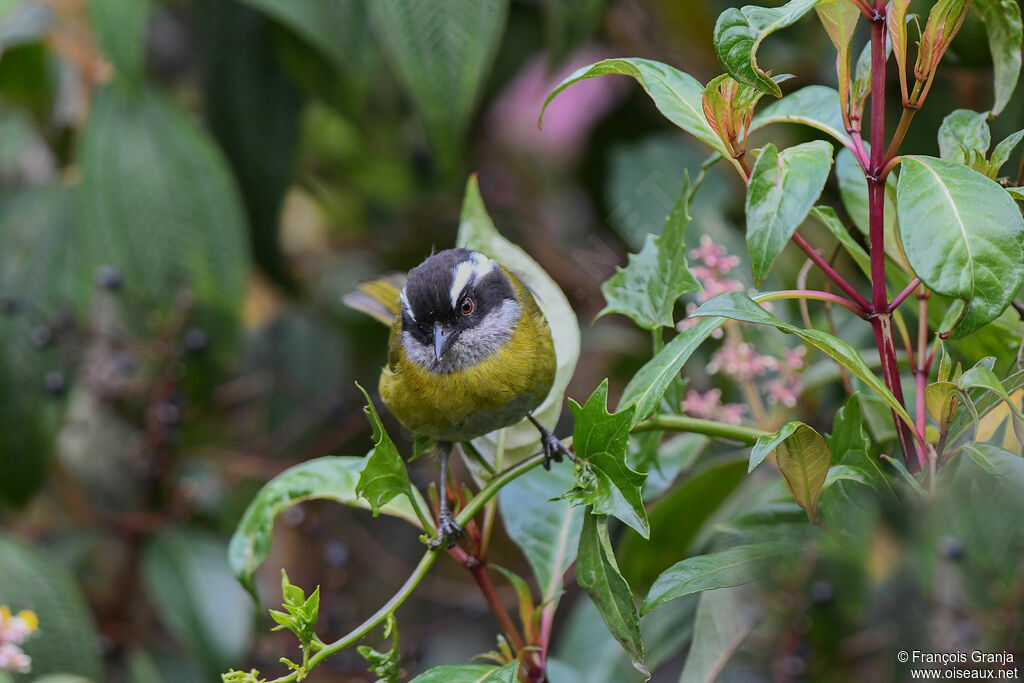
[433,323,458,361]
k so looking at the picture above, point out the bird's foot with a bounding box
[429,510,464,550]
[540,428,577,471]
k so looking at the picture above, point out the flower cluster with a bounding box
[680,388,747,425]
[0,606,38,674]
[688,235,743,303]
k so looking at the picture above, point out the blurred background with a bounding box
[1,0,1023,681]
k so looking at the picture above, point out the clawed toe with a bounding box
[429,514,464,550]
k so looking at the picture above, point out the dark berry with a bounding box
[809,580,835,605]
[940,535,965,561]
[44,371,66,397]
[182,327,209,354]
[0,294,23,315]
[154,402,181,426]
[29,325,53,349]
[96,266,122,291]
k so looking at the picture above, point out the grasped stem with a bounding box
[632,414,769,444]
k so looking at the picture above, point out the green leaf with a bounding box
[835,147,908,270]
[811,205,871,277]
[368,0,508,172]
[679,587,760,683]
[926,381,960,425]
[692,292,915,428]
[749,421,831,521]
[410,661,519,683]
[599,175,701,329]
[958,364,1024,425]
[937,109,991,165]
[499,462,583,607]
[228,457,422,596]
[822,463,872,490]
[746,140,834,285]
[198,0,302,291]
[989,129,1024,175]
[566,380,648,537]
[457,176,580,461]
[964,443,1024,484]
[749,85,851,147]
[88,0,150,84]
[971,0,1023,116]
[1008,186,1024,201]
[0,534,101,680]
[542,58,728,156]
[354,382,416,515]
[77,85,249,352]
[643,542,796,614]
[142,529,255,676]
[828,394,870,459]
[618,317,724,421]
[896,155,1024,337]
[713,0,820,97]
[576,514,648,677]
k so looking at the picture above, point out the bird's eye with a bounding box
[460,297,474,315]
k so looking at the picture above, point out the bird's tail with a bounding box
[342,273,406,325]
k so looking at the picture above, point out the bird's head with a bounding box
[399,248,522,373]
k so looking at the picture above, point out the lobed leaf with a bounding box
[354,382,416,516]
[599,176,701,330]
[566,381,648,537]
[896,155,1024,337]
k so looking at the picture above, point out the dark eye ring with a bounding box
[460,297,474,315]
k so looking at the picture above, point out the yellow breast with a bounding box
[379,271,556,442]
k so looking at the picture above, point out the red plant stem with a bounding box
[867,6,918,468]
[888,277,921,312]
[468,564,527,654]
[851,0,875,19]
[912,293,931,468]
[791,232,872,312]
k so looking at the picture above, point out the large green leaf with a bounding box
[691,292,914,427]
[368,0,508,172]
[937,109,991,164]
[599,176,701,330]
[227,457,422,596]
[199,0,302,290]
[643,542,797,614]
[618,317,724,421]
[972,0,1023,116]
[896,155,1024,337]
[142,529,255,677]
[89,0,150,84]
[748,85,850,147]
[410,661,519,683]
[678,587,760,683]
[77,85,248,350]
[0,535,101,680]
[713,0,820,97]
[576,514,648,677]
[542,58,728,156]
[499,461,582,607]
[566,381,648,537]
[457,176,580,461]
[746,140,834,285]
[749,421,832,521]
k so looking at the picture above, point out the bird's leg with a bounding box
[527,414,577,471]
[430,441,464,550]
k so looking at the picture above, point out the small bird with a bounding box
[345,248,572,548]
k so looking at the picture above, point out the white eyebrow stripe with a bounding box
[449,252,495,306]
[400,287,415,321]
